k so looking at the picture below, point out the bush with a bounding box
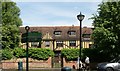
[29,48,54,60]
[61,48,79,61]
[82,48,109,62]
[13,47,26,58]
[2,47,54,60]
[2,49,13,60]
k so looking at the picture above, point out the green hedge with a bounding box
[61,48,79,61]
[2,49,13,60]
[13,47,26,58]
[61,48,113,62]
[2,48,54,60]
[82,48,109,62]
[29,48,54,60]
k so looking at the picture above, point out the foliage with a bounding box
[29,48,54,60]
[2,49,13,60]
[2,1,22,49]
[61,48,80,61]
[82,48,109,62]
[2,47,54,60]
[13,47,26,58]
[91,1,120,61]
[0,2,1,24]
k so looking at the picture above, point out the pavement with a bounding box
[29,68,61,71]
[1,68,97,71]
[1,68,61,71]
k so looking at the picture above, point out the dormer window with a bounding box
[82,34,91,40]
[68,31,76,35]
[54,31,62,36]
[82,34,90,38]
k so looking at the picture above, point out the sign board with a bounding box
[21,32,42,43]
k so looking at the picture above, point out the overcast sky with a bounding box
[11,0,102,27]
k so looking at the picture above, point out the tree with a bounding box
[91,1,120,61]
[1,1,22,49]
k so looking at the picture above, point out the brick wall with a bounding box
[63,58,97,69]
[1,57,52,69]
[63,58,77,69]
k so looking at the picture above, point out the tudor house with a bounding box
[19,26,93,67]
[19,26,93,53]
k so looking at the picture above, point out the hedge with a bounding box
[2,49,13,60]
[2,47,54,60]
[82,48,108,62]
[29,48,54,60]
[13,47,26,58]
[61,48,79,61]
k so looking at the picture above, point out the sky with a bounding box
[12,0,103,27]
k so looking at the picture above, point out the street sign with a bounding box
[21,32,42,43]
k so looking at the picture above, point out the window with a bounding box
[45,41,50,47]
[68,31,76,35]
[56,41,63,47]
[82,34,90,38]
[54,31,62,35]
[69,40,76,46]
[83,34,91,41]
[31,42,39,47]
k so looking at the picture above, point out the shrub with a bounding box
[82,48,107,62]
[29,48,54,60]
[61,48,79,61]
[13,47,26,58]
[2,49,13,60]
[2,47,54,60]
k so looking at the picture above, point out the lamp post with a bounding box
[25,26,30,71]
[77,12,85,71]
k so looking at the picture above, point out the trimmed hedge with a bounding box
[61,48,113,62]
[2,47,54,60]
[61,48,79,61]
[2,49,13,60]
[13,47,26,58]
[29,48,54,60]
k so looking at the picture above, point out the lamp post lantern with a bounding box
[77,12,85,71]
[25,26,30,71]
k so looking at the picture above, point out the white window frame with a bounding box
[56,41,63,47]
[69,40,76,46]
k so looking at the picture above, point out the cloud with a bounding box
[17,2,99,27]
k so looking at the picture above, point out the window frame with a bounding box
[31,42,39,47]
[69,40,76,46]
[54,31,62,36]
[82,34,91,41]
[56,41,63,47]
[68,31,76,36]
[45,41,50,47]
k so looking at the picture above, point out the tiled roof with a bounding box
[19,26,93,41]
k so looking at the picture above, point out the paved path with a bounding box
[1,68,97,71]
[1,68,61,71]
[29,68,61,71]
